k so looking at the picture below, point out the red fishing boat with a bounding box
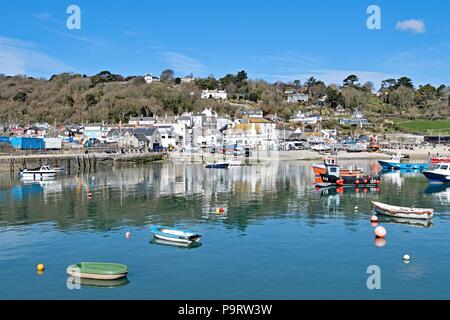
[431,157,450,164]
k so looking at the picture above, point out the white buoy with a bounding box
[125,231,131,239]
[371,215,378,222]
[403,254,410,263]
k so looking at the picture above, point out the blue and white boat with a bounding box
[205,162,229,169]
[422,164,450,183]
[378,153,429,171]
[150,225,202,244]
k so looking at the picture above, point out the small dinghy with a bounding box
[66,262,128,280]
[371,201,434,220]
[150,225,202,244]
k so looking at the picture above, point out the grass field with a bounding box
[397,119,450,134]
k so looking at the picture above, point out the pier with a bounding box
[0,151,167,173]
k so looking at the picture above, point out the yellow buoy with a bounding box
[37,263,45,272]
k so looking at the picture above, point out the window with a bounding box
[441,165,448,170]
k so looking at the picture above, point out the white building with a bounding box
[144,74,160,84]
[287,93,309,103]
[224,118,278,151]
[181,75,195,83]
[289,112,322,125]
[201,89,228,100]
[153,123,188,148]
[241,109,263,118]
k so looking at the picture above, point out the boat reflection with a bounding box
[66,276,130,288]
[150,238,203,249]
[377,216,433,228]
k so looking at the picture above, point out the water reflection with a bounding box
[0,161,448,231]
[150,238,203,249]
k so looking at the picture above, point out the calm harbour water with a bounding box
[0,160,449,299]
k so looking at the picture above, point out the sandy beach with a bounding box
[169,145,449,163]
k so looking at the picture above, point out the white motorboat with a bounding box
[422,164,450,183]
[19,166,57,180]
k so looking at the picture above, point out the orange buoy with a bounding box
[371,215,378,222]
[355,180,360,185]
[376,180,380,185]
[363,179,368,184]
[375,226,387,238]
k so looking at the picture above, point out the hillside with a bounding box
[0,71,448,131]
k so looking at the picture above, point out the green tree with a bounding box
[395,77,414,90]
[343,74,359,87]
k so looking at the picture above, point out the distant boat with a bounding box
[431,157,450,164]
[150,225,202,244]
[422,163,450,183]
[50,166,65,173]
[227,159,243,166]
[345,143,367,153]
[205,162,229,169]
[371,201,434,220]
[311,144,331,152]
[19,166,56,180]
[66,262,128,280]
[378,153,429,171]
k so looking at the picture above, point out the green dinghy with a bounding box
[67,262,128,280]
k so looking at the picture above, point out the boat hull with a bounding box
[205,163,229,169]
[66,263,128,280]
[422,171,450,183]
[372,201,433,220]
[150,225,202,244]
[20,172,56,180]
[319,173,379,187]
[378,160,428,171]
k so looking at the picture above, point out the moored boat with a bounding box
[227,159,243,166]
[66,262,128,280]
[19,166,57,180]
[150,225,202,244]
[422,163,450,183]
[318,164,380,187]
[312,157,363,177]
[205,162,229,169]
[378,153,429,171]
[311,144,331,152]
[371,201,434,220]
[345,143,367,153]
[431,157,450,164]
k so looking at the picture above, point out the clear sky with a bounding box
[0,0,449,88]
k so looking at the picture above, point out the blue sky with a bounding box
[0,0,449,88]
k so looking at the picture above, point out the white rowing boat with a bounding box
[371,201,433,220]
